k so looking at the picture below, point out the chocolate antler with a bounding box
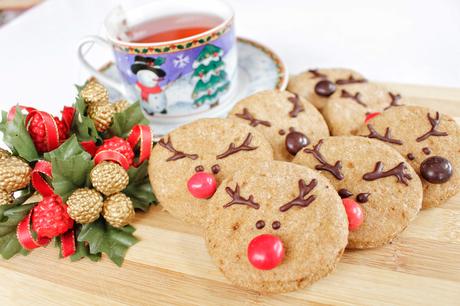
[279,179,317,212]
[288,94,305,117]
[308,69,327,79]
[235,108,271,127]
[366,124,403,145]
[158,137,198,162]
[384,92,402,110]
[335,75,367,85]
[340,89,367,107]
[216,133,258,159]
[303,140,344,180]
[223,184,260,209]
[363,162,412,185]
[416,112,448,142]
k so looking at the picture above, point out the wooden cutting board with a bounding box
[0,83,459,306]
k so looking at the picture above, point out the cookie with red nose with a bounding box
[228,90,330,161]
[357,105,460,208]
[293,136,423,249]
[287,68,366,110]
[149,118,273,226]
[205,161,348,294]
[322,83,404,136]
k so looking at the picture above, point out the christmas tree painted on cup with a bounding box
[191,44,230,107]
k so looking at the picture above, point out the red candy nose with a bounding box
[247,234,284,270]
[187,172,217,199]
[364,112,381,124]
[342,198,364,231]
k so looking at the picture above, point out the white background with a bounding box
[0,0,459,114]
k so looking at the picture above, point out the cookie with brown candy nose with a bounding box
[148,118,273,226]
[293,136,423,249]
[357,105,460,208]
[205,161,348,294]
[287,68,366,110]
[228,90,330,161]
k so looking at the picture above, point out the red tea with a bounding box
[127,13,223,43]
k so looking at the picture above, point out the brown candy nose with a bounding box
[285,131,309,156]
[314,80,336,97]
[420,156,452,184]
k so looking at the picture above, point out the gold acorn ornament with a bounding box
[87,101,115,132]
[0,156,32,192]
[66,188,104,224]
[0,148,11,161]
[90,161,129,196]
[0,190,14,205]
[112,100,130,113]
[102,193,135,228]
[81,79,109,105]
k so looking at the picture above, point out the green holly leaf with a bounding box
[0,107,39,162]
[78,218,138,266]
[123,161,156,211]
[72,87,101,143]
[0,203,35,259]
[107,101,149,138]
[44,135,93,201]
[54,225,101,262]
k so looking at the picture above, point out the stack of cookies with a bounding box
[148,68,460,294]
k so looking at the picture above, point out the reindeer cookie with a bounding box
[228,90,329,161]
[205,161,348,293]
[322,82,404,135]
[357,105,460,208]
[293,136,423,249]
[149,118,273,226]
[287,68,366,110]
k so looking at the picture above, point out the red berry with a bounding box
[187,172,216,199]
[364,112,381,124]
[247,234,284,270]
[95,137,135,166]
[32,195,74,238]
[27,112,69,153]
[342,198,364,231]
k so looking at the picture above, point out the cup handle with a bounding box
[77,35,126,95]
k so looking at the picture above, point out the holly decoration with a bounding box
[0,80,156,266]
[191,44,230,107]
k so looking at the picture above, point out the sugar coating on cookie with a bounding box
[205,161,348,294]
[287,68,366,110]
[322,82,404,136]
[148,118,273,226]
[357,105,460,208]
[228,90,330,161]
[293,136,423,249]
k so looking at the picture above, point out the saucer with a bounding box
[96,37,288,136]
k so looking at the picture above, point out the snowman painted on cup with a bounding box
[131,56,168,115]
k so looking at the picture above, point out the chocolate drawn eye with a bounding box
[211,164,221,174]
[256,220,265,229]
[272,221,281,230]
[356,193,370,203]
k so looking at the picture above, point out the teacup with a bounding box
[78,0,237,126]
